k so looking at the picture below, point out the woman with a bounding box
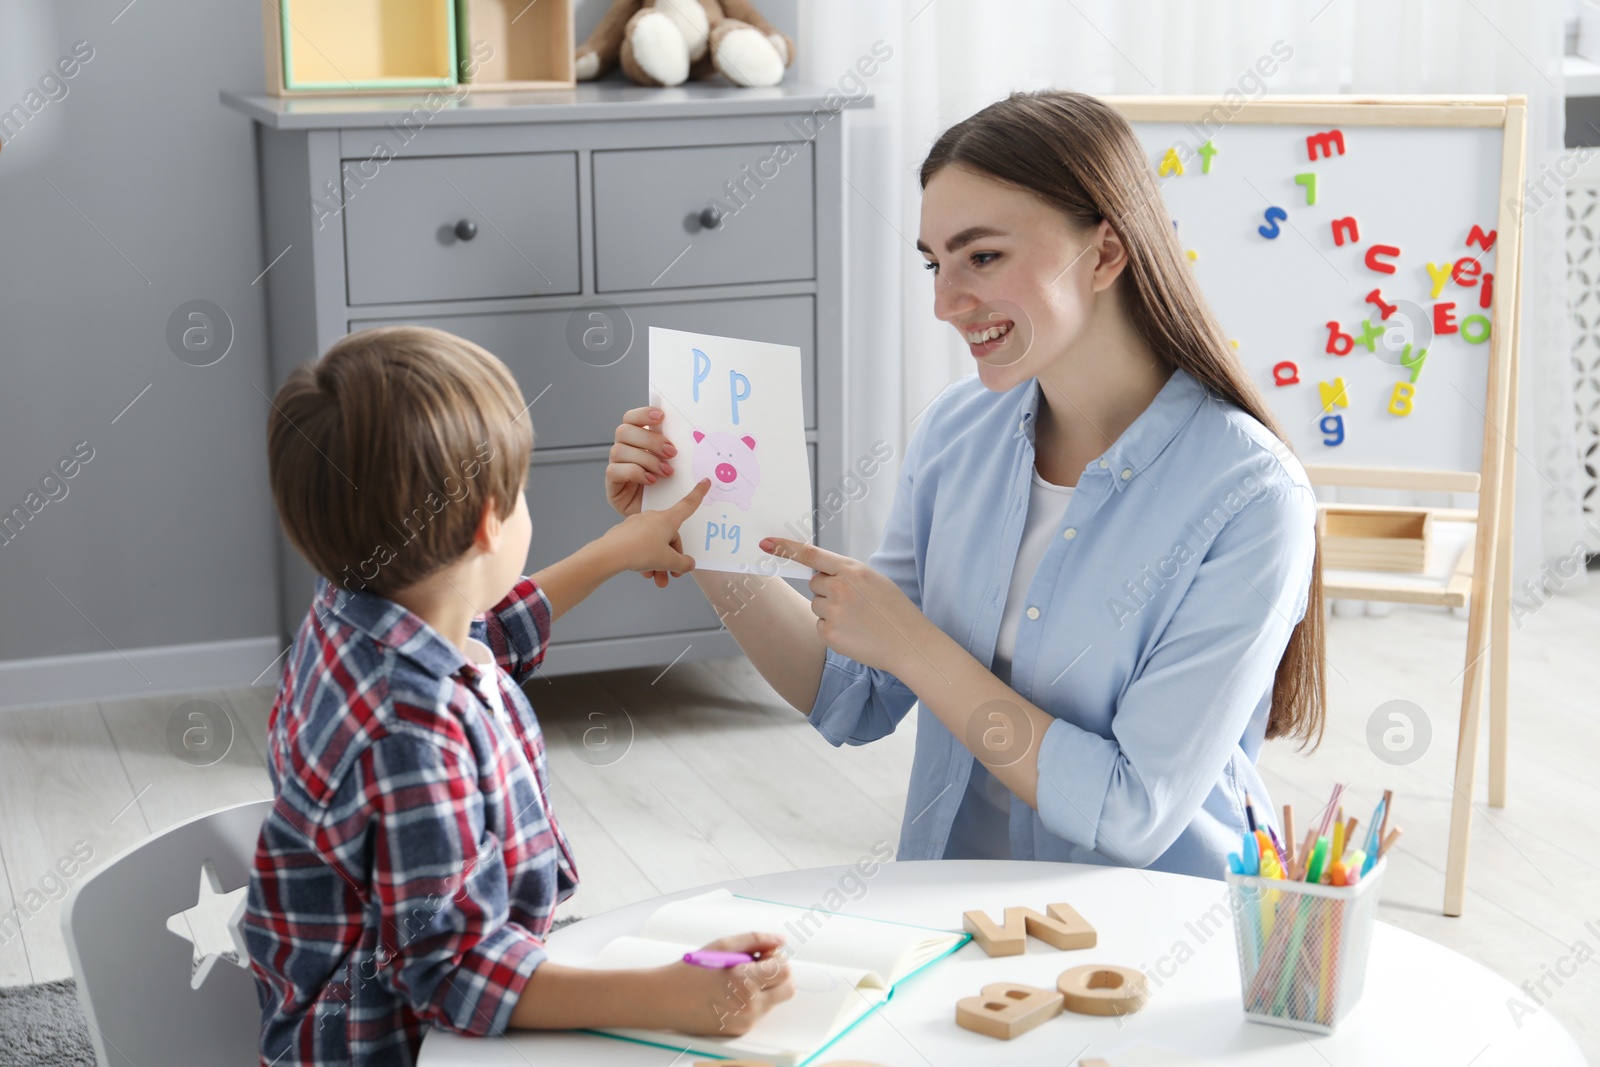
[605,90,1324,879]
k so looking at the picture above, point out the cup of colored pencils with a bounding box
[1223,787,1400,1033]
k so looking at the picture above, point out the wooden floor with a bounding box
[2,581,1596,1059]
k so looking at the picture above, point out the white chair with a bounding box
[61,799,271,1067]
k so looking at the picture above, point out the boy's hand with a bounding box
[606,406,677,518]
[602,479,710,580]
[644,932,794,1037]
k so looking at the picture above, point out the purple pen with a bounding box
[682,950,755,969]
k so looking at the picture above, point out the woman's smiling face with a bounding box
[918,163,1109,393]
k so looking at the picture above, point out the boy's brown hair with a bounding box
[267,325,533,598]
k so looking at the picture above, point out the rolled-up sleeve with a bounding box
[482,577,554,684]
[1035,484,1317,868]
[363,732,546,1036]
[808,420,933,747]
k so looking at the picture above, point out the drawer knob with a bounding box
[698,206,723,231]
[454,219,479,242]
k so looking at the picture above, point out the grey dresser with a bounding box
[222,83,864,675]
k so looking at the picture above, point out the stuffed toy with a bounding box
[575,0,796,89]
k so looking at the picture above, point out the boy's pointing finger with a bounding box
[666,478,712,521]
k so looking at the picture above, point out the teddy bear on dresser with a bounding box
[575,0,796,88]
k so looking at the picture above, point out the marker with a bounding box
[683,950,755,969]
[1306,837,1330,884]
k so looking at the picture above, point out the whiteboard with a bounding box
[1126,120,1504,475]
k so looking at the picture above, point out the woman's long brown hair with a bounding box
[921,89,1326,749]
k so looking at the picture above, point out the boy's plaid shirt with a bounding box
[244,575,577,1066]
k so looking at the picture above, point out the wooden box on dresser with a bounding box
[222,83,868,675]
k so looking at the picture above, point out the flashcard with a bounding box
[643,326,814,580]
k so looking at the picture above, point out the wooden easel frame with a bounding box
[1104,95,1527,917]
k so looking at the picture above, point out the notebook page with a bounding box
[586,935,886,1066]
[639,889,957,982]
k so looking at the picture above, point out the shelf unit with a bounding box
[455,0,575,90]
[262,0,575,96]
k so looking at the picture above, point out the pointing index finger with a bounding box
[667,478,712,520]
[758,537,840,574]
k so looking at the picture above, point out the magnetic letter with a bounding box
[1306,129,1346,160]
[1356,319,1385,352]
[1365,288,1397,320]
[1158,148,1184,176]
[692,348,711,402]
[1198,140,1218,173]
[1294,172,1317,205]
[1399,344,1428,383]
[1466,224,1497,252]
[1272,361,1300,386]
[1364,244,1400,274]
[1320,413,1345,446]
[1480,272,1494,309]
[729,369,751,425]
[1258,206,1287,239]
[1324,321,1353,356]
[1331,217,1360,246]
[1461,314,1491,344]
[1389,381,1415,416]
[1318,377,1349,412]
[1433,302,1458,335]
[1425,261,1453,299]
[1452,257,1481,286]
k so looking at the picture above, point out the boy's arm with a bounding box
[361,730,552,1037]
[530,481,707,623]
[532,537,626,623]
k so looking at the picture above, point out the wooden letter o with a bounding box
[1056,964,1150,1017]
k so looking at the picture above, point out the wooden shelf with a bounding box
[265,0,458,96]
[455,0,574,91]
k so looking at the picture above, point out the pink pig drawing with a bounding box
[690,429,760,510]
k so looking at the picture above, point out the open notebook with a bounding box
[584,888,969,1066]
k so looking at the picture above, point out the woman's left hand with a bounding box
[759,538,929,674]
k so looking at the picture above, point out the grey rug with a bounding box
[0,916,583,1066]
[0,978,93,1067]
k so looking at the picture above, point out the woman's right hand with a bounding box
[642,932,794,1037]
[606,406,678,518]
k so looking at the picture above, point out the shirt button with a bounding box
[1019,419,1027,434]
[1121,468,1133,480]
[1098,458,1110,469]
[1026,606,1041,620]
[1063,527,1077,540]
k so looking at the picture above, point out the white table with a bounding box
[419,861,1588,1066]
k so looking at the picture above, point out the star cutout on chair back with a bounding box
[165,858,250,990]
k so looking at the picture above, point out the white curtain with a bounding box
[798,0,1585,590]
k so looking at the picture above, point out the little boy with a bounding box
[245,326,792,1066]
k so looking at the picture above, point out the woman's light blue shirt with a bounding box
[807,367,1317,880]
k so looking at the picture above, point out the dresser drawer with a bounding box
[592,143,815,292]
[343,153,581,305]
[353,293,816,451]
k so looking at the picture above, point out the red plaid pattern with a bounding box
[245,576,577,1066]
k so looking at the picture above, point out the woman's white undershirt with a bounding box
[942,464,1075,860]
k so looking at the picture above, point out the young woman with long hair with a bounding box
[606,89,1325,879]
